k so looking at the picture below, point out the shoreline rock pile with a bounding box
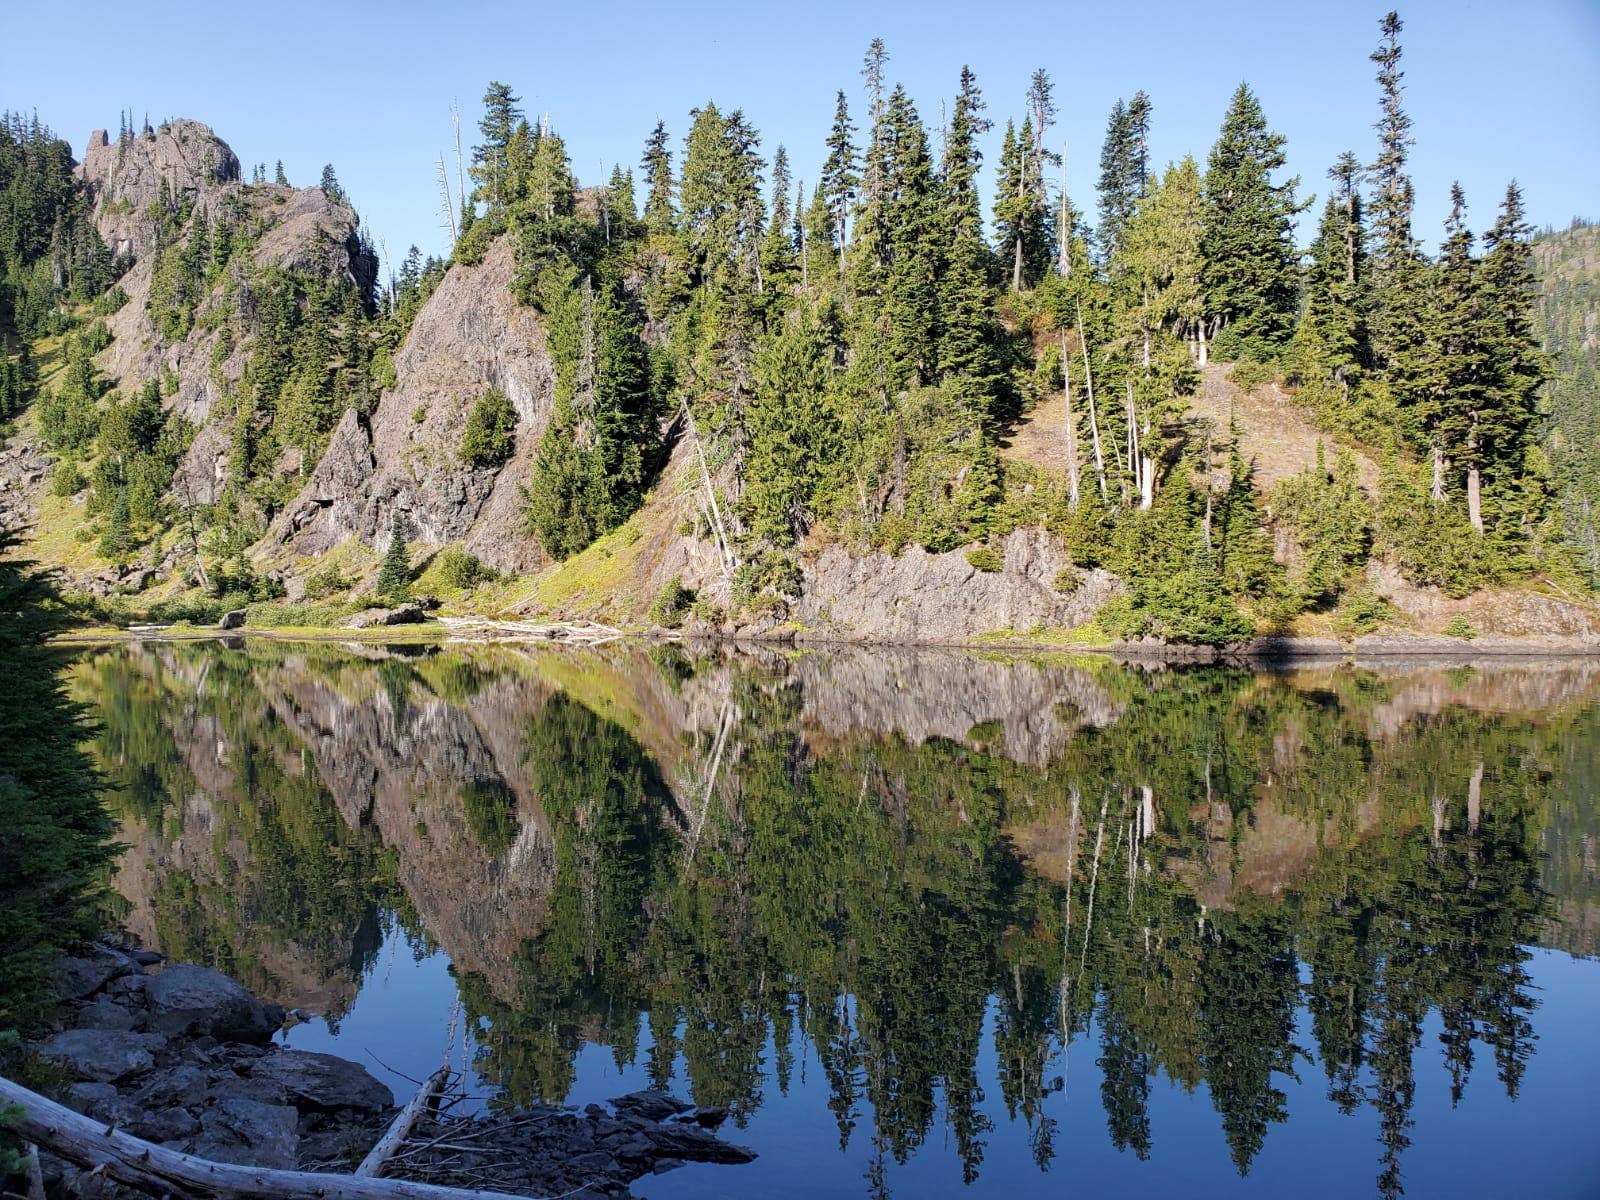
[25,940,754,1198]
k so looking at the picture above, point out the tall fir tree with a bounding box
[1292,152,1368,406]
[641,120,676,238]
[821,90,860,278]
[1097,91,1152,266]
[939,66,1003,420]
[1200,83,1302,362]
[1366,12,1422,370]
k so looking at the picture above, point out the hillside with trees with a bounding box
[0,11,1596,647]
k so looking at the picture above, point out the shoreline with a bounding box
[51,621,1600,662]
[19,939,754,1198]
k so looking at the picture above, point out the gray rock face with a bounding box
[131,1063,213,1110]
[39,1029,167,1082]
[250,1049,394,1111]
[146,964,278,1043]
[54,944,132,1000]
[193,1098,300,1169]
[79,121,240,262]
[267,236,554,576]
[795,527,1120,644]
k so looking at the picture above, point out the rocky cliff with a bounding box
[264,235,553,576]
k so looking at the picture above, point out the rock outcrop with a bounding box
[794,527,1120,644]
[79,121,241,262]
[265,235,554,575]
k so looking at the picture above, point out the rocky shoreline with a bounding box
[22,939,754,1198]
[53,618,1600,662]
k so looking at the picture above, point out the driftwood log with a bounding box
[0,1075,540,1200]
[356,1067,450,1178]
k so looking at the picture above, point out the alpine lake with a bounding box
[67,638,1600,1199]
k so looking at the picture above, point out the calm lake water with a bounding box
[69,641,1600,1199]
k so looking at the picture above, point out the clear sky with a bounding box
[6,0,1597,280]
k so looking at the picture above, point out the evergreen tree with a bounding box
[821,90,860,277]
[472,81,525,212]
[274,159,287,186]
[878,85,940,392]
[1097,92,1151,264]
[318,163,345,204]
[1201,83,1302,362]
[1366,12,1423,370]
[376,510,412,601]
[641,121,676,238]
[1292,152,1367,407]
[1473,182,1545,530]
[760,144,797,296]
[939,66,1003,420]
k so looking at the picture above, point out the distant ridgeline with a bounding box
[1,9,1597,642]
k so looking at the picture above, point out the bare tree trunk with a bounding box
[1203,489,1213,549]
[1061,331,1080,508]
[1058,143,1071,277]
[1466,413,1484,533]
[1467,761,1483,834]
[1431,441,1447,505]
[685,403,735,576]
[1196,317,1208,367]
[893,411,907,518]
[1077,301,1108,502]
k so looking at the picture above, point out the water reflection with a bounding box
[72,643,1600,1197]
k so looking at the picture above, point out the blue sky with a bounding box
[6,1,1597,280]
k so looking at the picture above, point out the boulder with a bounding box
[613,1090,692,1122]
[345,602,426,629]
[217,609,247,630]
[192,1098,299,1170]
[146,964,278,1043]
[250,1048,393,1111]
[132,1063,214,1110]
[62,1081,119,1115]
[54,945,132,1000]
[38,1029,167,1082]
[74,997,139,1032]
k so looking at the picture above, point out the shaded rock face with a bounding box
[795,527,1120,644]
[266,236,554,575]
[79,121,240,262]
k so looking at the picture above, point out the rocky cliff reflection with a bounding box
[71,643,1600,1196]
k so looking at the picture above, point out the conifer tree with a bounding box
[1292,152,1367,405]
[274,160,287,186]
[1200,83,1302,362]
[1472,182,1545,531]
[939,66,1002,419]
[821,91,860,277]
[472,81,525,212]
[641,120,676,238]
[760,144,797,296]
[879,85,940,392]
[1366,12,1422,370]
[376,511,411,601]
[1097,92,1152,265]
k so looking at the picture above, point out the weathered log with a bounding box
[0,1074,538,1200]
[356,1067,450,1178]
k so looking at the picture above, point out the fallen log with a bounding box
[357,1067,451,1178]
[0,1074,539,1200]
